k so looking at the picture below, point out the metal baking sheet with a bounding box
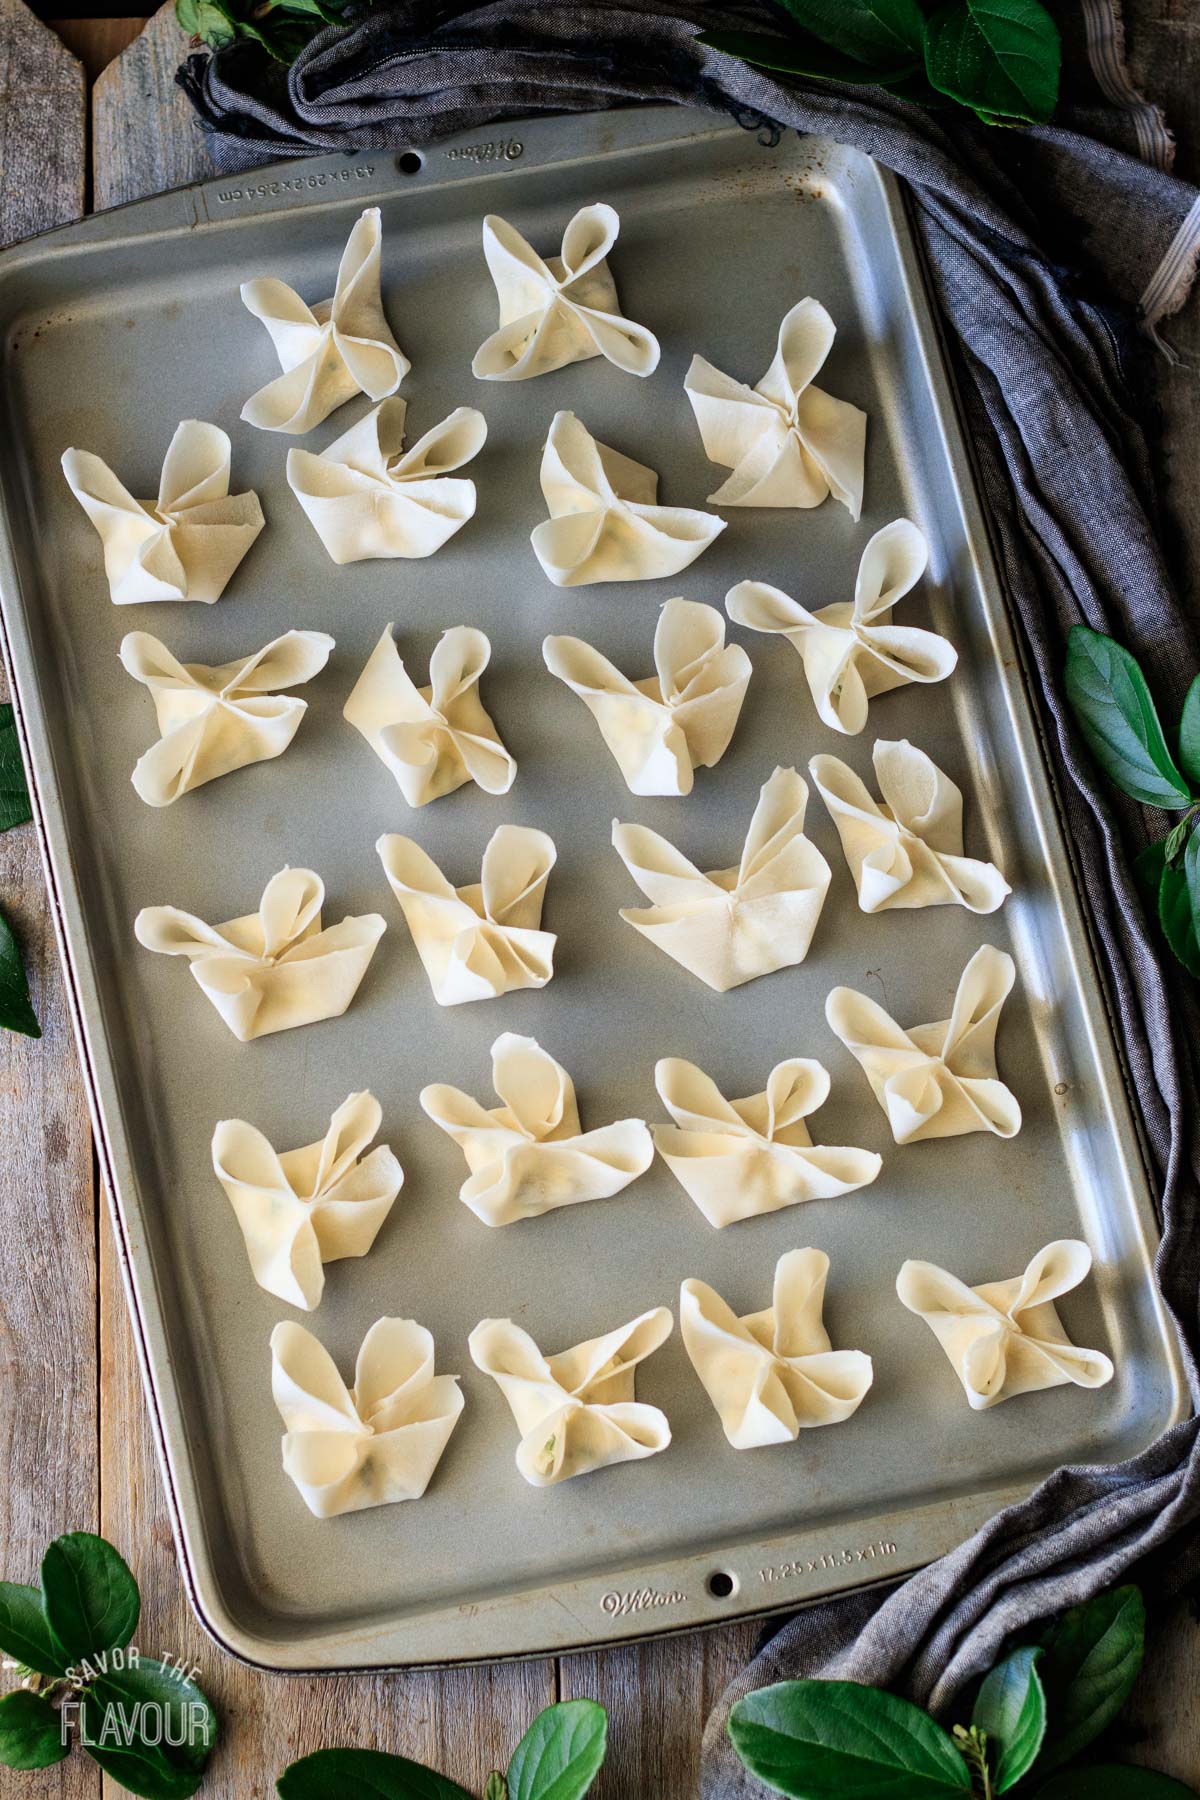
[0,106,1185,1671]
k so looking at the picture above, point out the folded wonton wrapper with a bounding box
[468,1308,672,1486]
[685,300,866,517]
[213,1091,403,1310]
[421,1031,653,1227]
[654,1057,881,1229]
[727,518,956,735]
[271,1317,463,1516]
[613,767,830,990]
[531,411,725,587]
[241,207,409,435]
[826,944,1021,1144]
[472,204,659,382]
[286,398,486,562]
[120,628,334,807]
[62,420,264,605]
[681,1249,873,1447]
[376,826,555,1006]
[897,1240,1114,1410]
[344,625,515,806]
[810,739,1010,914]
[544,599,750,797]
[134,866,385,1042]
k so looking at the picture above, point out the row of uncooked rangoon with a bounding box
[118,555,959,819]
[134,814,1011,1022]
[267,1240,1115,1518]
[211,1007,1016,1283]
[61,205,870,596]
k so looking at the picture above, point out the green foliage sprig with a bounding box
[0,702,39,1038]
[175,0,372,64]
[0,1531,217,1798]
[727,1584,1193,1799]
[277,1699,607,1800]
[1065,625,1200,976]
[699,0,1061,128]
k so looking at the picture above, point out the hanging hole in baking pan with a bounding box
[706,1570,737,1600]
[396,152,424,176]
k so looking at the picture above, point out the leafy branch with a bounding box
[175,0,372,63]
[727,1583,1193,1798]
[0,1531,217,1797]
[699,0,1061,128]
[1064,626,1200,976]
[277,1698,607,1800]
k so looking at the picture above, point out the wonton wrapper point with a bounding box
[681,1248,873,1447]
[654,1056,881,1229]
[896,1239,1114,1410]
[469,1308,673,1486]
[473,203,659,382]
[376,826,555,1006]
[62,420,264,605]
[345,624,515,807]
[686,298,866,517]
[287,398,486,562]
[134,866,385,1042]
[421,1031,653,1226]
[271,1316,462,1516]
[613,766,830,990]
[241,207,409,435]
[532,411,724,587]
[120,627,333,807]
[544,598,750,797]
[727,518,955,735]
[213,1091,403,1310]
[826,944,1021,1144]
[810,739,1010,914]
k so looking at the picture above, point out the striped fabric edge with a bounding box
[1140,193,1200,356]
[1080,0,1174,172]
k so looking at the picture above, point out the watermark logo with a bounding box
[57,1647,208,1751]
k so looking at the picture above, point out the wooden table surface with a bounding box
[1,5,1198,1794]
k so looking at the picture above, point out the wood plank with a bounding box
[0,0,85,244]
[560,1625,761,1797]
[49,19,151,86]
[97,1221,554,1798]
[0,9,95,1797]
[92,1,215,211]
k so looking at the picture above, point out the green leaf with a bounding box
[1135,838,1167,902]
[484,1776,509,1800]
[1035,1768,1200,1798]
[1158,858,1200,977]
[175,0,238,47]
[39,1533,139,1663]
[777,0,925,63]
[696,29,916,83]
[925,0,1061,123]
[507,1701,607,1800]
[0,1689,69,1770]
[79,1658,216,1800]
[276,1747,475,1800]
[727,1680,972,1798]
[0,706,31,834]
[1178,675,1200,790]
[1164,811,1197,865]
[0,909,39,1038]
[1033,1585,1146,1775]
[971,1648,1046,1791]
[1064,626,1193,809]
[0,1582,67,1677]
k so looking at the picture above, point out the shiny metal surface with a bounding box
[0,107,1184,1669]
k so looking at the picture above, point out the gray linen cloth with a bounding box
[179,4,1200,1790]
